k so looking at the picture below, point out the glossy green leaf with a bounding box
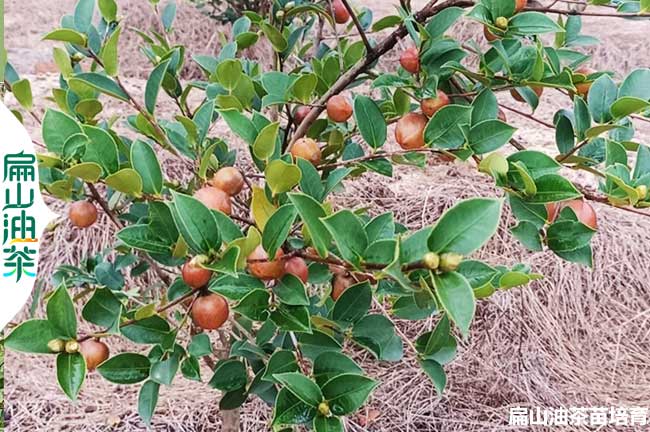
[331,281,372,324]
[424,105,472,149]
[253,121,279,160]
[262,204,297,258]
[5,319,60,354]
[101,26,121,76]
[287,192,332,257]
[42,109,83,154]
[274,373,323,407]
[265,159,302,195]
[65,162,102,182]
[469,119,516,154]
[145,60,171,114]
[105,169,143,196]
[354,95,387,149]
[209,359,248,391]
[321,210,368,266]
[98,353,151,384]
[170,191,221,254]
[433,272,475,338]
[321,373,378,416]
[47,285,77,339]
[74,73,129,101]
[43,28,87,46]
[12,79,33,110]
[57,353,86,400]
[419,359,446,396]
[272,387,316,426]
[131,140,163,194]
[138,380,160,426]
[273,274,309,306]
[81,125,119,174]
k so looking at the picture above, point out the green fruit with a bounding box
[495,16,508,30]
[423,252,440,270]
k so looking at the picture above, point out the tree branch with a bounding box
[340,0,374,54]
[525,6,650,17]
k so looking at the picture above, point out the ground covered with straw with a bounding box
[4,0,650,431]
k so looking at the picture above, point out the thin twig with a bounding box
[340,0,374,54]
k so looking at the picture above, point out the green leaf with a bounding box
[574,96,591,140]
[253,121,280,160]
[74,73,129,101]
[262,204,297,258]
[98,0,118,22]
[98,353,151,384]
[425,6,464,39]
[261,22,288,52]
[290,73,317,104]
[588,74,617,123]
[428,198,503,255]
[234,289,270,321]
[188,333,213,357]
[554,112,575,154]
[220,108,258,145]
[53,47,73,78]
[42,109,83,154]
[511,221,543,251]
[313,416,344,432]
[74,0,94,31]
[12,79,33,110]
[43,28,87,46]
[5,319,60,354]
[272,387,316,426]
[321,374,378,416]
[529,174,581,203]
[270,304,312,333]
[57,353,86,400]
[634,145,650,179]
[415,315,450,357]
[117,225,172,254]
[352,314,402,361]
[101,26,121,76]
[354,95,387,149]
[274,373,323,407]
[619,68,650,100]
[547,220,595,252]
[82,288,121,332]
[263,350,299,383]
[209,360,248,391]
[471,88,498,124]
[251,187,276,231]
[47,285,77,339]
[433,272,475,338]
[65,162,102,182]
[121,316,171,344]
[131,140,163,194]
[217,59,243,90]
[509,12,563,35]
[145,60,171,115]
[273,274,309,306]
[313,352,363,387]
[81,125,119,174]
[331,281,372,324]
[138,380,160,426]
[170,191,221,254]
[297,331,343,360]
[424,105,472,149]
[418,359,446,395]
[321,210,368,266]
[287,192,332,257]
[161,0,177,31]
[105,169,143,196]
[469,119,516,154]
[265,159,302,195]
[610,97,650,118]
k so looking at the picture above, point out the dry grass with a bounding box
[4,1,650,431]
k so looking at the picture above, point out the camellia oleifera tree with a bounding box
[4,0,650,429]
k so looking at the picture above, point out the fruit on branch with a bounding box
[423,252,440,270]
[571,66,597,98]
[191,293,229,330]
[545,199,598,229]
[65,340,80,354]
[79,339,110,371]
[47,339,65,353]
[332,0,350,24]
[247,245,286,280]
[194,185,232,215]
[284,257,309,283]
[510,86,543,103]
[69,200,98,228]
[331,273,353,300]
[326,95,353,122]
[294,105,311,125]
[515,0,528,12]
[182,257,212,288]
[395,112,428,149]
[421,90,450,117]
[439,252,463,272]
[400,47,420,74]
[211,167,244,196]
[483,26,500,42]
[495,16,508,30]
[290,137,322,165]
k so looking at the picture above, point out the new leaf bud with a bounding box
[439,252,463,272]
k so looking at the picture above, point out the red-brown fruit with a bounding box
[395,112,428,150]
[565,199,598,229]
[331,274,353,301]
[421,90,450,117]
[211,167,244,196]
[294,105,311,125]
[284,257,309,283]
[572,67,597,98]
[182,260,212,288]
[332,0,350,24]
[194,186,232,215]
[69,201,98,228]
[515,0,527,12]
[191,293,229,330]
[79,339,110,371]
[326,95,353,123]
[510,86,543,103]
[291,138,322,165]
[247,245,286,280]
[483,25,499,42]
[400,47,420,74]
[497,108,507,122]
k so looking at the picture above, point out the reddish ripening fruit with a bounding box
[69,201,98,228]
[395,112,428,150]
[497,108,507,122]
[291,138,322,165]
[294,105,311,125]
[191,293,229,330]
[326,95,353,123]
[211,167,244,196]
[247,245,286,280]
[483,26,500,42]
[284,257,309,283]
[515,0,527,12]
[331,274,353,301]
[510,86,543,103]
[79,339,110,371]
[194,186,232,215]
[545,199,597,229]
[182,259,212,288]
[400,47,420,74]
[572,67,597,98]
[421,90,450,117]
[332,0,350,24]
